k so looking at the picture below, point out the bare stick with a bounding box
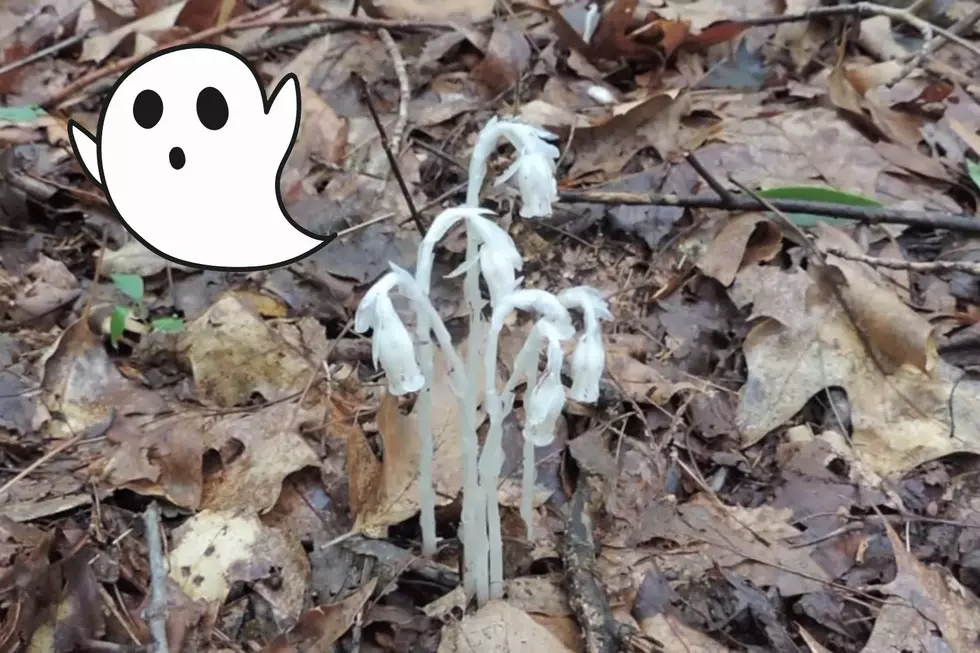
[358,76,426,236]
[0,29,94,78]
[823,247,980,276]
[377,29,410,154]
[557,190,980,234]
[731,2,980,63]
[683,151,735,204]
[894,4,980,84]
[143,502,170,653]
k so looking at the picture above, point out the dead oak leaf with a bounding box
[859,518,980,652]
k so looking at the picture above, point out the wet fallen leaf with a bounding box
[471,20,531,96]
[360,0,495,22]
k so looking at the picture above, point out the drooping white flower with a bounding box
[490,288,574,340]
[523,330,566,446]
[558,286,612,402]
[354,273,424,395]
[466,117,561,218]
[494,147,559,218]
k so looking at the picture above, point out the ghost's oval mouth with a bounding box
[169,147,185,170]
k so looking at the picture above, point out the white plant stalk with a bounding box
[512,320,567,540]
[415,206,520,603]
[480,290,573,598]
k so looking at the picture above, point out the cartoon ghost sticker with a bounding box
[68,44,336,271]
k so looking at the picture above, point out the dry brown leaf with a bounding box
[260,578,378,653]
[633,494,830,597]
[177,293,320,408]
[39,319,166,437]
[471,20,531,96]
[168,509,310,627]
[437,600,576,653]
[505,575,572,617]
[829,62,922,148]
[735,263,980,478]
[859,517,980,652]
[348,351,466,536]
[698,213,781,287]
[79,0,187,63]
[730,263,811,331]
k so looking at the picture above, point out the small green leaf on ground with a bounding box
[967,160,980,192]
[110,306,131,348]
[111,273,144,303]
[0,105,46,122]
[757,185,884,227]
[151,317,185,333]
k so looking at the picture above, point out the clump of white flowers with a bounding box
[354,115,610,607]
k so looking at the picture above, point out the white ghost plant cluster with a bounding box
[354,115,610,607]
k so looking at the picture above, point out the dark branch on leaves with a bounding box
[557,190,980,234]
[358,76,427,237]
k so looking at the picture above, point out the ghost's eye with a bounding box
[196,87,228,131]
[133,90,163,129]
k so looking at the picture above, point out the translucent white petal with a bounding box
[523,371,565,446]
[569,328,605,403]
[491,289,573,337]
[515,153,558,218]
[374,306,424,395]
[354,272,398,333]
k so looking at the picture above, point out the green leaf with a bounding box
[967,160,980,192]
[756,185,884,227]
[151,317,185,333]
[110,306,130,348]
[0,105,46,122]
[111,273,144,303]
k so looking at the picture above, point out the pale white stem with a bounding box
[461,235,489,605]
[480,322,507,600]
[415,331,437,556]
[521,435,535,541]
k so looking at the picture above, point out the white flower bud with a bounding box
[523,333,566,446]
[354,272,424,396]
[569,326,605,402]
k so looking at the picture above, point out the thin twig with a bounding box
[358,76,426,236]
[894,4,980,84]
[557,190,980,234]
[143,502,170,653]
[733,2,980,63]
[0,29,94,79]
[824,247,980,276]
[40,0,291,109]
[0,409,115,498]
[377,29,410,153]
[683,151,735,204]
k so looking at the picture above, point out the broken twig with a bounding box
[143,502,170,653]
[557,190,980,234]
[377,29,410,154]
[823,247,980,276]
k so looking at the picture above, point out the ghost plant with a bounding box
[354,115,610,607]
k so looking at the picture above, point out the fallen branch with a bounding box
[377,29,410,154]
[894,4,980,84]
[824,247,980,276]
[143,502,170,653]
[563,473,663,653]
[734,2,980,63]
[557,190,980,234]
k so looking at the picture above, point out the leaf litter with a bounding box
[3,0,980,651]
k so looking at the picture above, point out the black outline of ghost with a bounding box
[68,43,337,272]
